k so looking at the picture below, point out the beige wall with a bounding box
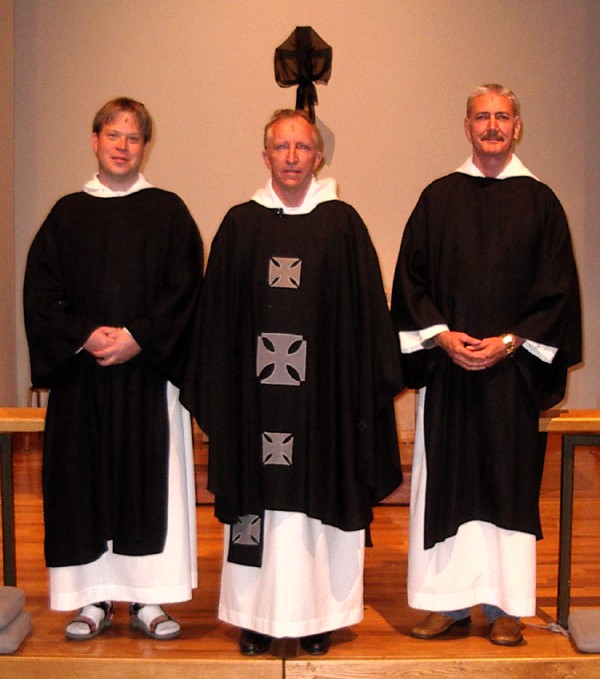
[0,0,16,405]
[12,0,599,407]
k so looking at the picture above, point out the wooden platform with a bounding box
[1,432,600,677]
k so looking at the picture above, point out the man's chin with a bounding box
[481,141,506,153]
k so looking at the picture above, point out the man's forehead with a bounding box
[103,111,141,131]
[271,118,312,140]
[471,94,514,115]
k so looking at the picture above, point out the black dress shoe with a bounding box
[239,628,272,656]
[300,631,331,655]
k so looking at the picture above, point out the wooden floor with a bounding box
[1,432,600,677]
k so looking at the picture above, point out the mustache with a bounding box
[481,130,505,141]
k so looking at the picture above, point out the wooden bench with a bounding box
[539,409,600,628]
[0,407,46,585]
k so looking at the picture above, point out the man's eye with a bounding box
[107,132,118,140]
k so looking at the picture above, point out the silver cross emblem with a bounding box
[256,333,307,385]
[231,515,262,546]
[269,257,302,288]
[262,432,294,465]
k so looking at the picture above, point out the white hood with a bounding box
[251,176,338,215]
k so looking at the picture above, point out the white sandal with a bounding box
[66,601,114,640]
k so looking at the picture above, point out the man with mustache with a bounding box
[391,84,581,646]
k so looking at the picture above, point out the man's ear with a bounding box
[262,149,272,170]
[463,117,473,143]
[513,116,522,142]
[312,151,323,172]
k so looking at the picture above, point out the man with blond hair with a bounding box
[184,109,402,656]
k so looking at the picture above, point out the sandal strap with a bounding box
[149,614,170,633]
[94,601,114,623]
[129,602,143,616]
[129,603,178,633]
[129,602,170,625]
[69,614,98,633]
[95,601,113,615]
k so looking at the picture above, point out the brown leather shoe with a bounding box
[411,612,471,639]
[489,615,525,646]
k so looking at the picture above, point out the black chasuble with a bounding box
[391,173,581,550]
[24,189,203,567]
[183,200,403,543]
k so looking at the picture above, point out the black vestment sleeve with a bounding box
[124,195,204,387]
[24,198,99,387]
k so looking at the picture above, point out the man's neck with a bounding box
[471,151,513,178]
[97,172,139,193]
[272,183,311,208]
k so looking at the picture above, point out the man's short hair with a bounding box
[263,109,323,153]
[466,84,522,142]
[92,97,153,143]
[466,83,521,119]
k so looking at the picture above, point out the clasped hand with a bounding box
[83,326,142,366]
[433,331,515,371]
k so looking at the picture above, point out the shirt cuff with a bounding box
[523,339,557,364]
[399,325,449,354]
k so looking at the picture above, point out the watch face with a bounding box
[501,333,515,356]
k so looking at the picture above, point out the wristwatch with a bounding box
[500,333,515,357]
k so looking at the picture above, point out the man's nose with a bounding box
[117,135,129,149]
[286,145,298,163]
